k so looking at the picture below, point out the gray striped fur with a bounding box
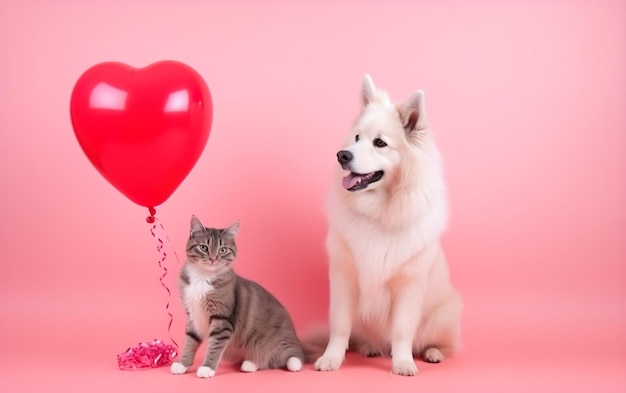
[173,215,305,376]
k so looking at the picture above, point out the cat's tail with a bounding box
[300,325,329,363]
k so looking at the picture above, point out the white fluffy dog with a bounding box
[314,75,462,376]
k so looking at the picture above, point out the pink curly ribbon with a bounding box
[116,207,181,370]
[117,339,178,370]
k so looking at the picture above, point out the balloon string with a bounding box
[146,207,180,353]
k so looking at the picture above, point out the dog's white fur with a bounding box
[314,75,462,376]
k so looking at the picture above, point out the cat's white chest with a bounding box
[183,269,215,338]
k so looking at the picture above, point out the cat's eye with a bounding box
[197,245,208,252]
[373,138,387,148]
[218,247,229,255]
[355,134,360,142]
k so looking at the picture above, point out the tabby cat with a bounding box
[170,215,305,378]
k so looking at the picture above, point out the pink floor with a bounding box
[2,288,625,392]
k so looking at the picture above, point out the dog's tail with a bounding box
[300,325,329,363]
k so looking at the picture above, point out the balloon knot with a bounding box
[146,206,157,223]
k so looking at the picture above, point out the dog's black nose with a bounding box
[337,150,353,165]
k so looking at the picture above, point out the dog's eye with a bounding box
[373,138,387,148]
[355,134,360,142]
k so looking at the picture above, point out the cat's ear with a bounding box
[222,221,240,240]
[190,215,205,237]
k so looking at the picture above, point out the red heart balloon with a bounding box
[70,61,212,208]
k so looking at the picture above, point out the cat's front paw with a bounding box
[196,366,216,378]
[391,358,418,376]
[240,360,258,373]
[314,354,343,371]
[170,362,188,375]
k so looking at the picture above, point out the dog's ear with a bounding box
[361,74,376,108]
[400,90,428,134]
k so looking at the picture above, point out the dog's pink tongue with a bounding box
[342,173,361,189]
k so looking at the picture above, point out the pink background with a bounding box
[1,0,625,392]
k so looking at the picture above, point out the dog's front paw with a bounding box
[392,359,418,376]
[314,354,343,371]
[170,362,188,375]
[196,366,216,378]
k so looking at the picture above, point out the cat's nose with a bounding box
[337,150,353,165]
